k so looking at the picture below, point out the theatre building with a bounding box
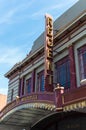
[0,0,86,130]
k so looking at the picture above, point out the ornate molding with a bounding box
[63,100,86,111]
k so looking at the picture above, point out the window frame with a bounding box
[78,45,86,80]
[55,56,70,89]
[37,70,44,92]
[26,77,32,94]
[11,89,14,101]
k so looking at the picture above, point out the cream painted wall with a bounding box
[74,36,86,87]
[7,76,20,103]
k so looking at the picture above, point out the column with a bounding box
[19,77,25,97]
[31,69,35,92]
[54,84,64,111]
[68,44,76,89]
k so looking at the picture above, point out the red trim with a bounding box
[78,44,86,53]
[63,85,86,106]
[18,78,21,96]
[68,45,76,89]
[56,56,69,65]
[37,70,44,92]
[54,86,64,108]
[31,69,35,92]
[21,77,25,96]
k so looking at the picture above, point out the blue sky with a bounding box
[0,0,79,95]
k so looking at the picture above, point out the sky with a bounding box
[0,0,79,95]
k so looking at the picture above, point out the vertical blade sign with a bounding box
[44,14,53,92]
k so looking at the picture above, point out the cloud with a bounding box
[30,0,79,19]
[0,45,30,66]
[0,9,16,24]
[0,0,79,25]
[0,43,32,95]
[0,0,35,24]
[31,4,62,18]
[0,47,21,65]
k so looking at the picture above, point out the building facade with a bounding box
[0,0,86,130]
[0,94,7,111]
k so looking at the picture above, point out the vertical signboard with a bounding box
[44,14,53,91]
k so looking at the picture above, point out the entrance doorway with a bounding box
[31,111,86,130]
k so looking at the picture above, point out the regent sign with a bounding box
[45,14,53,91]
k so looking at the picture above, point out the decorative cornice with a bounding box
[63,100,86,112]
[54,11,86,40]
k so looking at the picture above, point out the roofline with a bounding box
[54,10,86,40]
[5,45,44,77]
[5,11,86,78]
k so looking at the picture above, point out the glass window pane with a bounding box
[56,57,70,88]
[26,78,31,93]
[78,45,86,80]
[37,71,44,92]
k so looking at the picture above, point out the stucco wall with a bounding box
[0,94,7,110]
